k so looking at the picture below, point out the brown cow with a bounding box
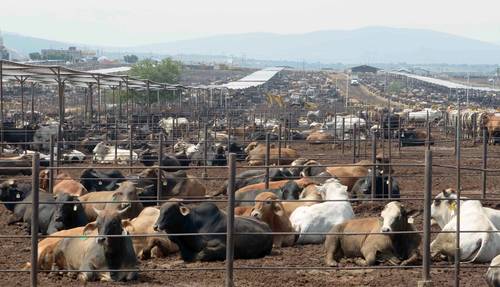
[235,206,252,216]
[39,170,72,191]
[325,155,390,191]
[245,142,299,165]
[306,131,333,144]
[122,207,178,260]
[482,114,500,144]
[78,181,143,221]
[281,184,322,216]
[250,192,296,247]
[236,177,315,195]
[324,201,420,266]
[24,227,85,271]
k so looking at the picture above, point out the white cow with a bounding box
[408,109,442,122]
[290,178,354,244]
[92,142,138,164]
[430,189,500,263]
[159,117,189,136]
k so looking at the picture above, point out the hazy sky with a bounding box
[2,0,500,46]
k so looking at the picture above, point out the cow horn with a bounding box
[117,204,131,215]
[93,207,103,217]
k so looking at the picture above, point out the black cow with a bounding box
[54,207,138,282]
[154,202,273,262]
[351,171,400,199]
[208,145,227,166]
[1,126,36,148]
[0,180,87,234]
[235,180,302,207]
[226,142,246,161]
[49,193,88,233]
[0,155,32,175]
[139,150,183,172]
[80,168,125,192]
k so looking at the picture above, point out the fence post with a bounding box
[31,153,40,287]
[352,124,357,163]
[419,149,432,287]
[265,133,270,189]
[157,133,164,206]
[371,133,377,202]
[129,120,133,174]
[203,123,208,179]
[482,128,488,199]
[48,135,54,193]
[278,124,282,165]
[226,153,236,287]
[341,118,345,156]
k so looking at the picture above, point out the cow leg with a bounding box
[195,240,226,261]
[7,213,23,225]
[400,250,419,266]
[273,236,284,248]
[324,229,343,267]
[357,245,380,266]
[78,261,97,282]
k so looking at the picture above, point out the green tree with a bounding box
[129,58,182,84]
[29,52,42,60]
[123,54,138,63]
[126,58,182,103]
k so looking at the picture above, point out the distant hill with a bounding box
[131,27,500,64]
[4,27,500,64]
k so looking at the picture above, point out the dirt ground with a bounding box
[0,130,499,286]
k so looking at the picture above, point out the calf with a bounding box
[154,202,273,262]
[245,142,299,165]
[78,181,143,221]
[40,170,72,190]
[122,207,179,260]
[324,201,420,266]
[53,207,138,282]
[250,192,296,247]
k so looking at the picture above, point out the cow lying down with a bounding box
[54,207,138,282]
[324,201,420,266]
[154,202,273,262]
[430,189,500,263]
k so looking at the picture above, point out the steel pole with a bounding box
[30,153,40,287]
[420,149,432,286]
[225,153,236,287]
[482,128,488,199]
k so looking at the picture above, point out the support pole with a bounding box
[30,153,40,287]
[482,128,488,199]
[225,153,236,287]
[419,149,432,287]
[265,133,270,189]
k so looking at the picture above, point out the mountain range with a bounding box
[3,27,500,65]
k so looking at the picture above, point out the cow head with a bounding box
[251,192,284,221]
[317,178,348,200]
[39,169,50,190]
[110,181,139,212]
[0,180,24,205]
[244,142,259,154]
[52,193,86,231]
[281,181,301,200]
[154,202,191,233]
[431,188,459,229]
[288,158,310,177]
[92,142,110,156]
[84,206,130,246]
[380,201,416,233]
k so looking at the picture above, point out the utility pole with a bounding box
[345,73,349,109]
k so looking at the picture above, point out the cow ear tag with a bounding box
[98,181,103,185]
[16,193,20,199]
[73,205,78,211]
[449,201,457,211]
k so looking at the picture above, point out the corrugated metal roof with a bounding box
[391,71,500,92]
[221,67,283,90]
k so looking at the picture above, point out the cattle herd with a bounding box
[1,68,500,286]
